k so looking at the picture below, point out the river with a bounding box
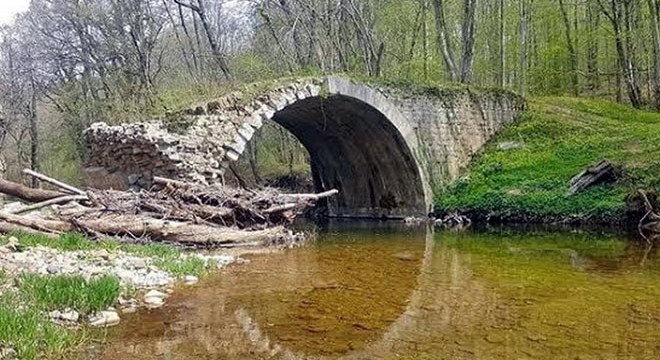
[85,222,660,359]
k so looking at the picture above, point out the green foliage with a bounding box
[15,232,102,251]
[154,257,208,278]
[436,97,660,221]
[19,274,120,315]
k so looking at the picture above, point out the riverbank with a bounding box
[0,232,244,359]
[435,97,660,225]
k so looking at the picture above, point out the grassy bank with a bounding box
[0,232,225,359]
[436,97,660,223]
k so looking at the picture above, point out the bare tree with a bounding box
[173,0,232,80]
[597,0,643,108]
[648,0,660,109]
[431,0,478,83]
[559,0,579,96]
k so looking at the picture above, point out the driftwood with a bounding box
[23,169,87,196]
[11,195,89,215]
[0,178,67,202]
[0,170,339,247]
[568,160,616,195]
[637,190,660,244]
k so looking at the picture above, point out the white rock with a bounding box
[143,296,164,308]
[144,290,167,300]
[121,305,138,314]
[89,310,120,327]
[59,309,80,322]
[46,265,60,274]
[183,275,198,285]
[144,289,167,308]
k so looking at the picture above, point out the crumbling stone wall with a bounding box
[83,78,324,189]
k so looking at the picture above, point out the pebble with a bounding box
[46,265,60,274]
[49,309,80,323]
[89,310,121,328]
[120,305,138,314]
[0,346,17,360]
[145,290,167,299]
[183,275,198,285]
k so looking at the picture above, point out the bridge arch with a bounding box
[84,76,524,219]
[240,77,431,218]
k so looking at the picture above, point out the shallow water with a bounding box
[87,223,660,359]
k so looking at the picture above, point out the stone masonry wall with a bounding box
[381,87,526,192]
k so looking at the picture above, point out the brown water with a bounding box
[86,223,660,359]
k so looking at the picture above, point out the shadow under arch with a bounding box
[270,93,427,218]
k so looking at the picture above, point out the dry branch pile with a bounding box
[0,170,338,248]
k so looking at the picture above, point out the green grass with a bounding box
[154,257,209,277]
[19,274,120,315]
[0,231,216,359]
[0,295,78,360]
[436,97,660,222]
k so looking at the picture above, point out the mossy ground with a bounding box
[436,97,660,223]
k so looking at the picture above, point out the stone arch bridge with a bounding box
[84,76,525,218]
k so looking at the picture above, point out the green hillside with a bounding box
[436,97,660,223]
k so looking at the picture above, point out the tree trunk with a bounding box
[559,0,579,96]
[29,81,39,189]
[598,0,643,108]
[499,0,506,88]
[648,0,660,109]
[431,0,458,82]
[587,1,601,94]
[459,0,477,83]
[518,0,529,96]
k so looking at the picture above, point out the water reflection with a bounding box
[89,224,660,359]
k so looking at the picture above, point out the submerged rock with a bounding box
[183,275,198,285]
[144,289,167,308]
[89,310,121,327]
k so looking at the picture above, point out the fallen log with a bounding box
[567,160,616,195]
[11,195,89,215]
[276,189,339,202]
[263,203,298,214]
[0,178,67,203]
[0,221,58,238]
[0,211,72,233]
[76,215,286,245]
[23,169,87,196]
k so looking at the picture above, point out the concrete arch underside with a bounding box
[269,94,427,218]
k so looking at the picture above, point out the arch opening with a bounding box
[268,94,427,218]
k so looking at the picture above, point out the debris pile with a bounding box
[0,169,337,247]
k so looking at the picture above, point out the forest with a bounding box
[1,0,659,187]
